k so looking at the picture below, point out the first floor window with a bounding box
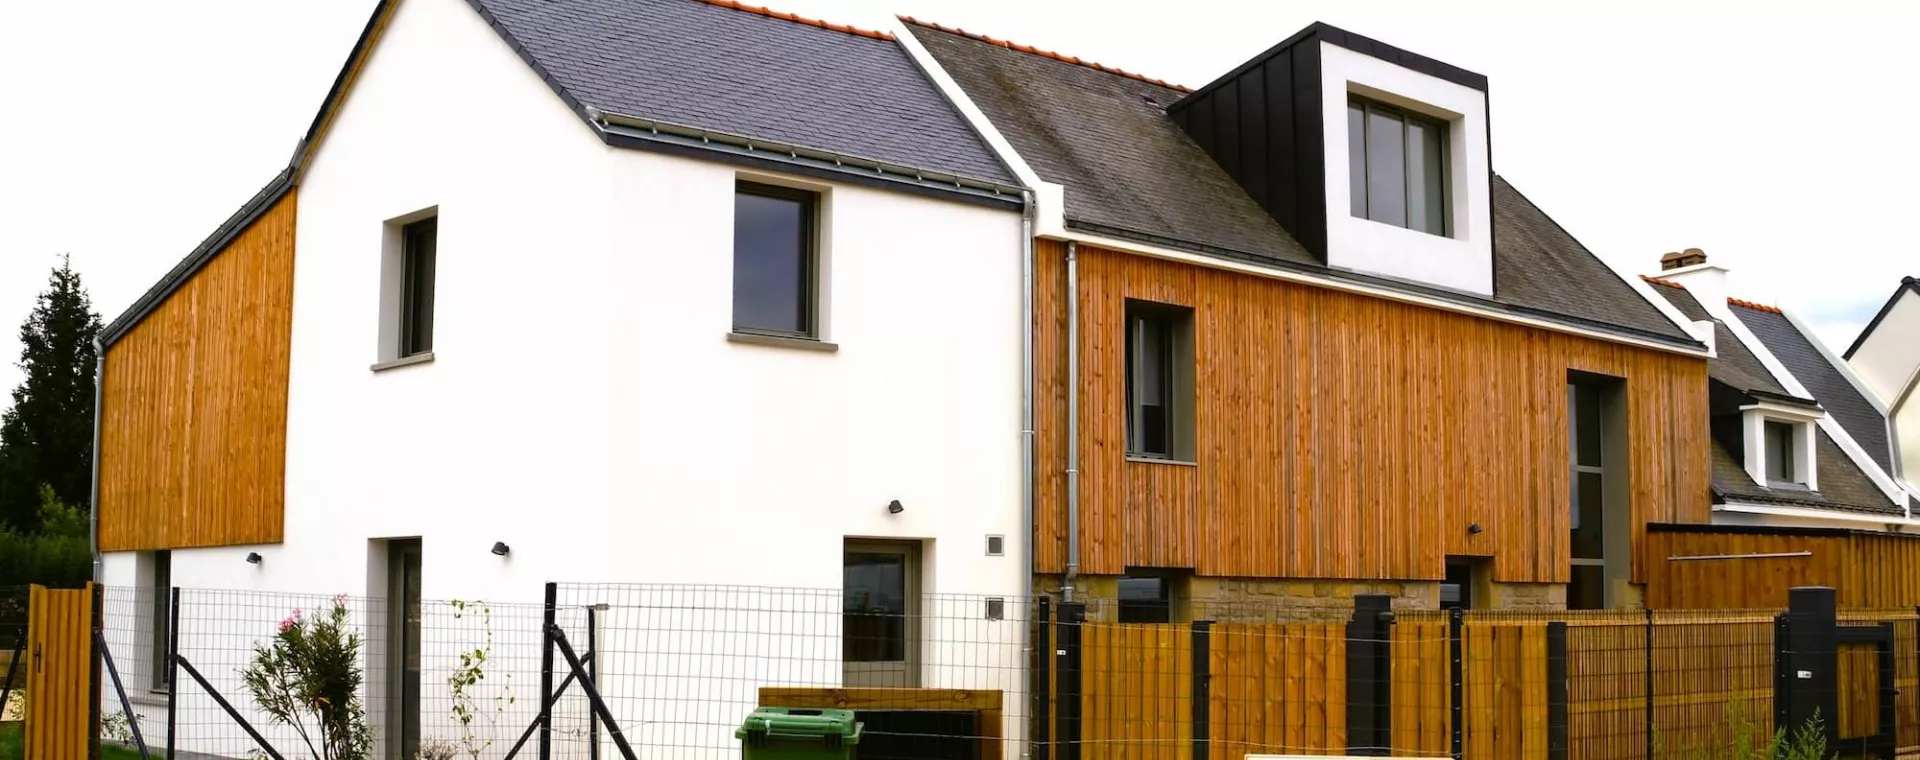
[399,217,437,356]
[1125,301,1195,460]
[734,182,818,337]
[1348,95,1448,236]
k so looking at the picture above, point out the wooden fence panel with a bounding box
[1566,619,1647,760]
[1389,617,1449,757]
[1081,622,1190,760]
[1837,640,1879,742]
[1210,623,1346,756]
[1648,614,1774,758]
[24,584,92,760]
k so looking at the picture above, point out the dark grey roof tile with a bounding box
[1732,303,1894,474]
[469,0,1015,184]
[910,22,1692,344]
[1648,282,1792,397]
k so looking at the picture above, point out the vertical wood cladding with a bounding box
[1034,240,1710,583]
[1645,527,1920,609]
[98,191,297,551]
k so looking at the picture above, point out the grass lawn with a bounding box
[0,720,147,760]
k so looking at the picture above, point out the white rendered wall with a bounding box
[99,0,1027,755]
[1849,290,1920,403]
[1320,42,1493,297]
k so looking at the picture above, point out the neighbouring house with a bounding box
[1637,252,1920,609]
[91,0,1028,755]
[1846,276,1920,497]
[902,19,1717,614]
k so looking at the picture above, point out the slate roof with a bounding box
[1649,283,1797,400]
[1733,302,1894,473]
[1646,281,1901,516]
[467,0,1015,185]
[908,21,1696,347]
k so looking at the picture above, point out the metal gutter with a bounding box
[587,108,1025,207]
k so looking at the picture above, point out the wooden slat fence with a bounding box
[1051,607,1917,760]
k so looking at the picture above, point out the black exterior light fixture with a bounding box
[887,499,904,515]
[245,552,263,565]
[491,541,511,556]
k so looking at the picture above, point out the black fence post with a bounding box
[1191,620,1212,760]
[1877,622,1897,760]
[1056,602,1085,760]
[1774,586,1838,749]
[1644,608,1654,760]
[89,583,104,760]
[1448,608,1463,760]
[1346,594,1393,757]
[538,582,557,760]
[1034,597,1052,760]
[165,587,180,760]
[1546,621,1569,760]
[587,604,600,760]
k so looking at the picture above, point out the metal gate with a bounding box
[24,583,97,760]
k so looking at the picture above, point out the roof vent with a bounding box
[1661,248,1708,271]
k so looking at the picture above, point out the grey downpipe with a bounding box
[89,335,104,583]
[1017,192,1036,760]
[1063,241,1079,603]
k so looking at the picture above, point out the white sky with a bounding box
[2,1,1915,395]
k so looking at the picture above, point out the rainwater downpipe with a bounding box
[89,335,104,583]
[1019,191,1036,611]
[1063,241,1080,603]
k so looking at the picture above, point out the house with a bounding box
[1636,253,1920,609]
[901,19,1716,613]
[1642,252,1912,528]
[1846,276,1920,497]
[90,0,1029,755]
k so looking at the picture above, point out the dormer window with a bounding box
[1764,420,1799,484]
[1347,96,1448,236]
[1740,404,1819,490]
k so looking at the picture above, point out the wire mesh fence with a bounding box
[1,584,26,722]
[68,582,1920,760]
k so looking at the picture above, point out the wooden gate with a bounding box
[24,583,95,760]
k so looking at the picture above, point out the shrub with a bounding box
[239,596,372,760]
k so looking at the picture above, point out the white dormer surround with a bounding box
[1320,42,1492,296]
[1740,401,1821,490]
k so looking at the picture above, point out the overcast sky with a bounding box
[2,1,1914,395]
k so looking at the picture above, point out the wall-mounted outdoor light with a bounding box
[245,552,263,565]
[491,541,511,556]
[886,499,904,515]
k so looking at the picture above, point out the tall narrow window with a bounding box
[734,182,818,338]
[1348,96,1449,236]
[149,550,172,690]
[1568,382,1607,610]
[399,218,437,356]
[387,540,423,760]
[1125,301,1195,460]
[1764,421,1798,484]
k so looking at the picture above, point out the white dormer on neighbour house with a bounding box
[1738,400,1821,491]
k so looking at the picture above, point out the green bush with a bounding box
[0,486,89,589]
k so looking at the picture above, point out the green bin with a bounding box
[737,707,862,760]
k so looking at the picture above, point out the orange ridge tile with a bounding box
[1728,297,1782,314]
[899,16,1190,92]
[1640,274,1686,289]
[695,0,893,40]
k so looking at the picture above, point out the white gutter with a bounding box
[1715,501,1920,529]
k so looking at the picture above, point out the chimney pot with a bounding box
[1660,248,1708,271]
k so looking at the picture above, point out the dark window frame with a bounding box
[733,181,820,339]
[1347,94,1451,236]
[399,217,437,357]
[1117,569,1188,624]
[1124,300,1196,461]
[1764,420,1799,484]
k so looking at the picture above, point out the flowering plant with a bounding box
[240,595,371,760]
